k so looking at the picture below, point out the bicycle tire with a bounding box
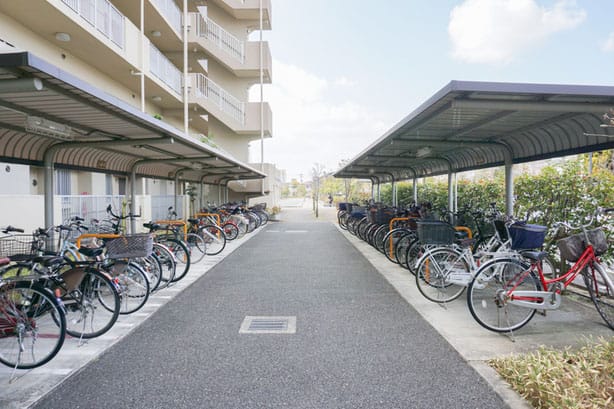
[404,239,424,275]
[186,233,207,263]
[467,257,541,333]
[582,262,614,330]
[222,222,239,241]
[102,261,150,314]
[0,281,66,369]
[394,233,415,268]
[60,267,120,338]
[415,247,468,303]
[164,238,191,282]
[383,229,411,264]
[152,243,176,290]
[372,225,390,253]
[199,224,227,256]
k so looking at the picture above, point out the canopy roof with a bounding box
[335,80,614,182]
[0,51,265,184]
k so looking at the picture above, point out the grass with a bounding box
[489,337,614,409]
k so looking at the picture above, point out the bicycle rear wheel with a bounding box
[0,281,66,369]
[467,258,541,333]
[583,262,614,330]
[200,224,227,256]
[152,243,176,290]
[164,239,191,282]
[415,247,468,303]
[222,222,239,241]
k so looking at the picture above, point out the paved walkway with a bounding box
[28,202,507,409]
[4,199,612,408]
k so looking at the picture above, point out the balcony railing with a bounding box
[149,44,182,96]
[192,73,245,125]
[61,0,125,49]
[192,13,244,64]
[151,0,182,37]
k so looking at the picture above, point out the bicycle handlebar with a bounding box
[106,204,140,220]
[553,207,610,231]
[2,226,24,234]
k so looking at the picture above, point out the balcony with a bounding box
[149,43,183,96]
[60,0,125,47]
[189,73,272,137]
[189,12,272,83]
[209,0,272,30]
[112,0,183,51]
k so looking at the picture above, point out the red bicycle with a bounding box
[467,207,614,333]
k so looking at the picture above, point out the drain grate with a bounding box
[239,316,296,334]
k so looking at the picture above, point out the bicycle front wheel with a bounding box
[0,281,66,369]
[60,267,120,339]
[467,258,541,333]
[200,224,227,256]
[583,262,614,330]
[186,233,207,263]
[416,247,468,303]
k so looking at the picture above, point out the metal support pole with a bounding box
[174,171,181,217]
[130,168,137,233]
[448,171,454,223]
[413,178,418,204]
[454,173,458,214]
[183,0,189,136]
[259,0,264,195]
[505,158,514,217]
[44,156,55,230]
[140,0,145,112]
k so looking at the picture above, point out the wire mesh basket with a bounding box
[416,221,456,245]
[557,228,608,262]
[105,234,153,259]
[0,235,40,259]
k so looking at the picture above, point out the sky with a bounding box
[247,0,614,182]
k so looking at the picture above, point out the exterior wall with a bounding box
[208,117,250,162]
[0,163,30,194]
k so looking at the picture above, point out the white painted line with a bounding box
[266,230,280,233]
[285,230,308,233]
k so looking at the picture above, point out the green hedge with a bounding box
[378,154,614,262]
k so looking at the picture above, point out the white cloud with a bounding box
[448,0,586,64]
[333,76,357,87]
[250,60,390,180]
[602,32,614,52]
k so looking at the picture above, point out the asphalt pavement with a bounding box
[28,200,507,409]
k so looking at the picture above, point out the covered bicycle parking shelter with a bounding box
[334,80,614,215]
[0,51,265,232]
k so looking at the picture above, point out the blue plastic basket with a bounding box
[508,223,547,250]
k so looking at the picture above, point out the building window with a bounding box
[105,174,112,195]
[118,177,126,195]
[55,169,71,195]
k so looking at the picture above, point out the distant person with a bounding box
[327,194,333,207]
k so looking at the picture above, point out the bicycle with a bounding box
[0,226,67,369]
[466,207,614,333]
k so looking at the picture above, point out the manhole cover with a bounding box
[239,316,296,334]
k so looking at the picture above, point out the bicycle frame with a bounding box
[505,245,602,310]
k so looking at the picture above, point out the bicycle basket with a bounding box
[416,221,456,245]
[0,235,38,259]
[105,234,153,259]
[557,229,608,262]
[508,222,546,250]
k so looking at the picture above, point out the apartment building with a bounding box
[0,0,275,230]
